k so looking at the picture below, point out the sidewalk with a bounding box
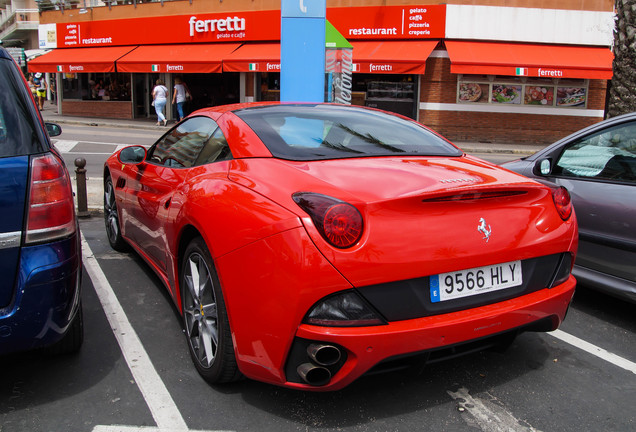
[40,103,546,213]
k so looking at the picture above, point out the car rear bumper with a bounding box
[0,234,82,354]
[281,276,575,391]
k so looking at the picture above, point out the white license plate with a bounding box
[430,260,522,303]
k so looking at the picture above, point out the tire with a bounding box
[181,237,241,383]
[104,175,128,252]
[47,302,84,355]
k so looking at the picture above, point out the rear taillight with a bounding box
[292,192,363,249]
[25,153,76,244]
[552,186,573,221]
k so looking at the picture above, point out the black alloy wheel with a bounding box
[104,175,128,252]
[181,237,241,383]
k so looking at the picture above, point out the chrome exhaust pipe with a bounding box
[297,363,331,386]
[307,343,341,366]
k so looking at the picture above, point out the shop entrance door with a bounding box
[134,73,159,118]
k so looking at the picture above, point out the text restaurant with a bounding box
[29,3,614,144]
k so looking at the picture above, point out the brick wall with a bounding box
[419,57,607,145]
[62,100,134,119]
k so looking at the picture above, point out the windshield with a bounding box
[234,104,462,161]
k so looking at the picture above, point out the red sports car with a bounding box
[103,103,577,391]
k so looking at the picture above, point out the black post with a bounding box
[74,158,90,218]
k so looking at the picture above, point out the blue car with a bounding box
[0,45,83,354]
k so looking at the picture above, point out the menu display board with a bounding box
[458,77,588,108]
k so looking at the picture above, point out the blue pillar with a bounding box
[280,0,326,102]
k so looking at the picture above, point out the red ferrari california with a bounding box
[103,103,578,391]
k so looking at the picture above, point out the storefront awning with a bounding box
[116,43,242,73]
[27,46,137,74]
[351,40,439,74]
[222,43,280,73]
[445,41,613,80]
[222,41,439,74]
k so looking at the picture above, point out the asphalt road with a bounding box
[1,124,635,431]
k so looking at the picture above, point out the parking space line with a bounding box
[447,387,540,432]
[548,329,636,375]
[81,234,189,431]
[53,140,78,153]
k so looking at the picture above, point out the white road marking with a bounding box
[447,387,540,432]
[548,329,636,375]
[82,234,232,432]
[53,140,78,153]
[81,234,189,431]
[93,427,234,432]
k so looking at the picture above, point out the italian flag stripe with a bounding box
[516,67,528,76]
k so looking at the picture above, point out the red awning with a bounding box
[351,40,439,74]
[116,43,241,73]
[445,41,613,80]
[223,43,280,73]
[222,41,439,74]
[27,46,137,74]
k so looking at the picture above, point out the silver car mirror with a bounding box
[534,159,552,176]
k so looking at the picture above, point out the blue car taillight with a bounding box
[25,153,76,245]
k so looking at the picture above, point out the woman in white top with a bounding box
[152,79,169,126]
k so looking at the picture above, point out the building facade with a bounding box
[29,0,615,145]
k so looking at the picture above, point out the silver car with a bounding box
[502,112,636,303]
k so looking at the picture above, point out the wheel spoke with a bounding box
[200,319,217,366]
[188,256,201,299]
[201,303,217,318]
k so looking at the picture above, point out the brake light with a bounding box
[552,186,573,221]
[25,153,76,244]
[292,192,363,249]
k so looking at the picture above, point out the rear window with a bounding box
[234,104,462,161]
[0,57,47,158]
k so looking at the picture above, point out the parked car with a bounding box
[503,113,636,303]
[104,102,577,391]
[0,46,83,355]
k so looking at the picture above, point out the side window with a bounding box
[147,116,219,168]
[193,127,233,166]
[554,121,636,183]
[0,60,46,157]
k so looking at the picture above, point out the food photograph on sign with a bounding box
[458,82,488,103]
[556,87,587,107]
[524,85,555,105]
[491,84,521,104]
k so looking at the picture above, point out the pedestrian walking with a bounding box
[152,79,169,126]
[28,75,37,98]
[172,76,191,122]
[34,72,47,110]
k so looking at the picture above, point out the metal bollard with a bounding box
[74,158,90,218]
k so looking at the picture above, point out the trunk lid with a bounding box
[230,155,576,286]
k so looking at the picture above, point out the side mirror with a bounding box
[45,122,62,137]
[119,146,146,164]
[533,158,552,176]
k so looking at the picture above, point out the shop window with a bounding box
[457,76,588,108]
[62,72,132,101]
